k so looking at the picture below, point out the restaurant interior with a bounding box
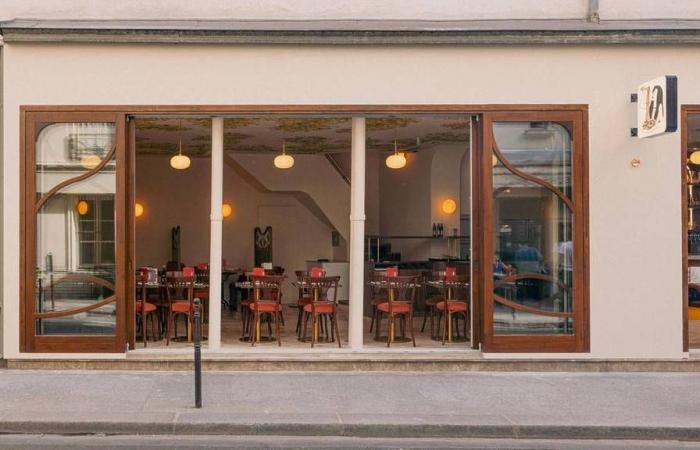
[132,114,475,350]
[685,113,700,349]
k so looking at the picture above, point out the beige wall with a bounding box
[1,42,690,358]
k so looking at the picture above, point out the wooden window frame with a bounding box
[19,104,589,354]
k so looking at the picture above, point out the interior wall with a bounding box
[135,155,336,300]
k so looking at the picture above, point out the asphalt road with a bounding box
[0,435,699,450]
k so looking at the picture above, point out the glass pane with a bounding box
[35,122,117,335]
[492,121,574,335]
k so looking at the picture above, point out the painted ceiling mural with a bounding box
[135,116,471,158]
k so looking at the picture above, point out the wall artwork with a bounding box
[254,226,273,266]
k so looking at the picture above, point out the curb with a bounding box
[1,422,699,440]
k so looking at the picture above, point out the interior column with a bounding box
[349,117,366,349]
[208,117,224,350]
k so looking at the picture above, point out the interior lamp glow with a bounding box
[492,154,499,167]
[385,140,407,169]
[222,203,233,218]
[690,149,700,165]
[273,142,295,169]
[77,200,89,216]
[170,119,191,170]
[134,202,144,218]
[80,154,102,170]
[442,198,457,214]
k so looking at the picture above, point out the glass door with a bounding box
[480,110,588,352]
[22,112,127,352]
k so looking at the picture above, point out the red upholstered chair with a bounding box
[136,268,159,347]
[376,275,419,347]
[164,271,195,345]
[249,275,286,346]
[294,270,311,337]
[300,275,341,348]
[369,271,389,333]
[435,274,470,344]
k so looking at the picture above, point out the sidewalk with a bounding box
[0,370,698,440]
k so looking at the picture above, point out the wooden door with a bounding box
[479,110,589,352]
[21,111,127,352]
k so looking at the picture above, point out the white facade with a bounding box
[1,1,698,360]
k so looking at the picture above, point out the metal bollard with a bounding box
[193,298,202,408]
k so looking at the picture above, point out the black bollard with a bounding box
[193,298,202,408]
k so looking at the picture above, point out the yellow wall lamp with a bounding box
[441,198,457,215]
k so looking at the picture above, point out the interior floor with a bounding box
[134,304,472,351]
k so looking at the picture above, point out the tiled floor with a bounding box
[138,304,472,350]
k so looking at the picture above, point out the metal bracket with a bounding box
[630,93,638,103]
[630,128,638,137]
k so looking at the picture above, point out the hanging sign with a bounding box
[636,75,677,138]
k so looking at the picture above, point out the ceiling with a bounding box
[134,116,470,158]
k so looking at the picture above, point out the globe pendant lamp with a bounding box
[385,140,407,169]
[274,142,294,169]
[170,119,191,170]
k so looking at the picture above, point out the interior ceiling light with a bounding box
[274,141,295,169]
[170,119,191,170]
[80,154,102,170]
[385,140,407,169]
[690,149,700,165]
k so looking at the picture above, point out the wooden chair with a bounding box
[369,272,389,334]
[435,275,470,344]
[300,276,342,348]
[421,270,447,338]
[164,272,195,345]
[194,263,209,321]
[249,275,286,346]
[136,268,159,347]
[376,275,418,347]
[294,270,312,337]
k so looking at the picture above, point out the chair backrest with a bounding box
[138,268,149,311]
[194,266,209,284]
[302,275,340,305]
[295,270,310,298]
[385,275,419,304]
[441,274,469,301]
[165,273,195,312]
[251,275,285,305]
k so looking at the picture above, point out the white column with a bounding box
[348,117,366,350]
[208,117,224,350]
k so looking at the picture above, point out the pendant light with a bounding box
[274,141,295,169]
[385,140,407,169]
[170,119,191,170]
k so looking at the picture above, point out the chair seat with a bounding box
[249,302,282,312]
[436,301,468,312]
[377,302,411,313]
[171,301,191,313]
[690,306,700,321]
[303,302,336,314]
[136,302,157,313]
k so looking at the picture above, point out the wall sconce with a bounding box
[689,149,700,165]
[441,198,457,214]
[76,200,89,216]
[222,203,233,219]
[134,202,144,218]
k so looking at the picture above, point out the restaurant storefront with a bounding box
[0,15,696,363]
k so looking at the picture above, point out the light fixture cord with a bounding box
[178,118,183,156]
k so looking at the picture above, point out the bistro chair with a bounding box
[294,270,312,337]
[375,275,419,347]
[248,275,286,346]
[194,263,210,321]
[421,270,450,338]
[368,271,389,334]
[435,274,470,344]
[300,275,342,348]
[164,271,195,345]
[136,268,159,347]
